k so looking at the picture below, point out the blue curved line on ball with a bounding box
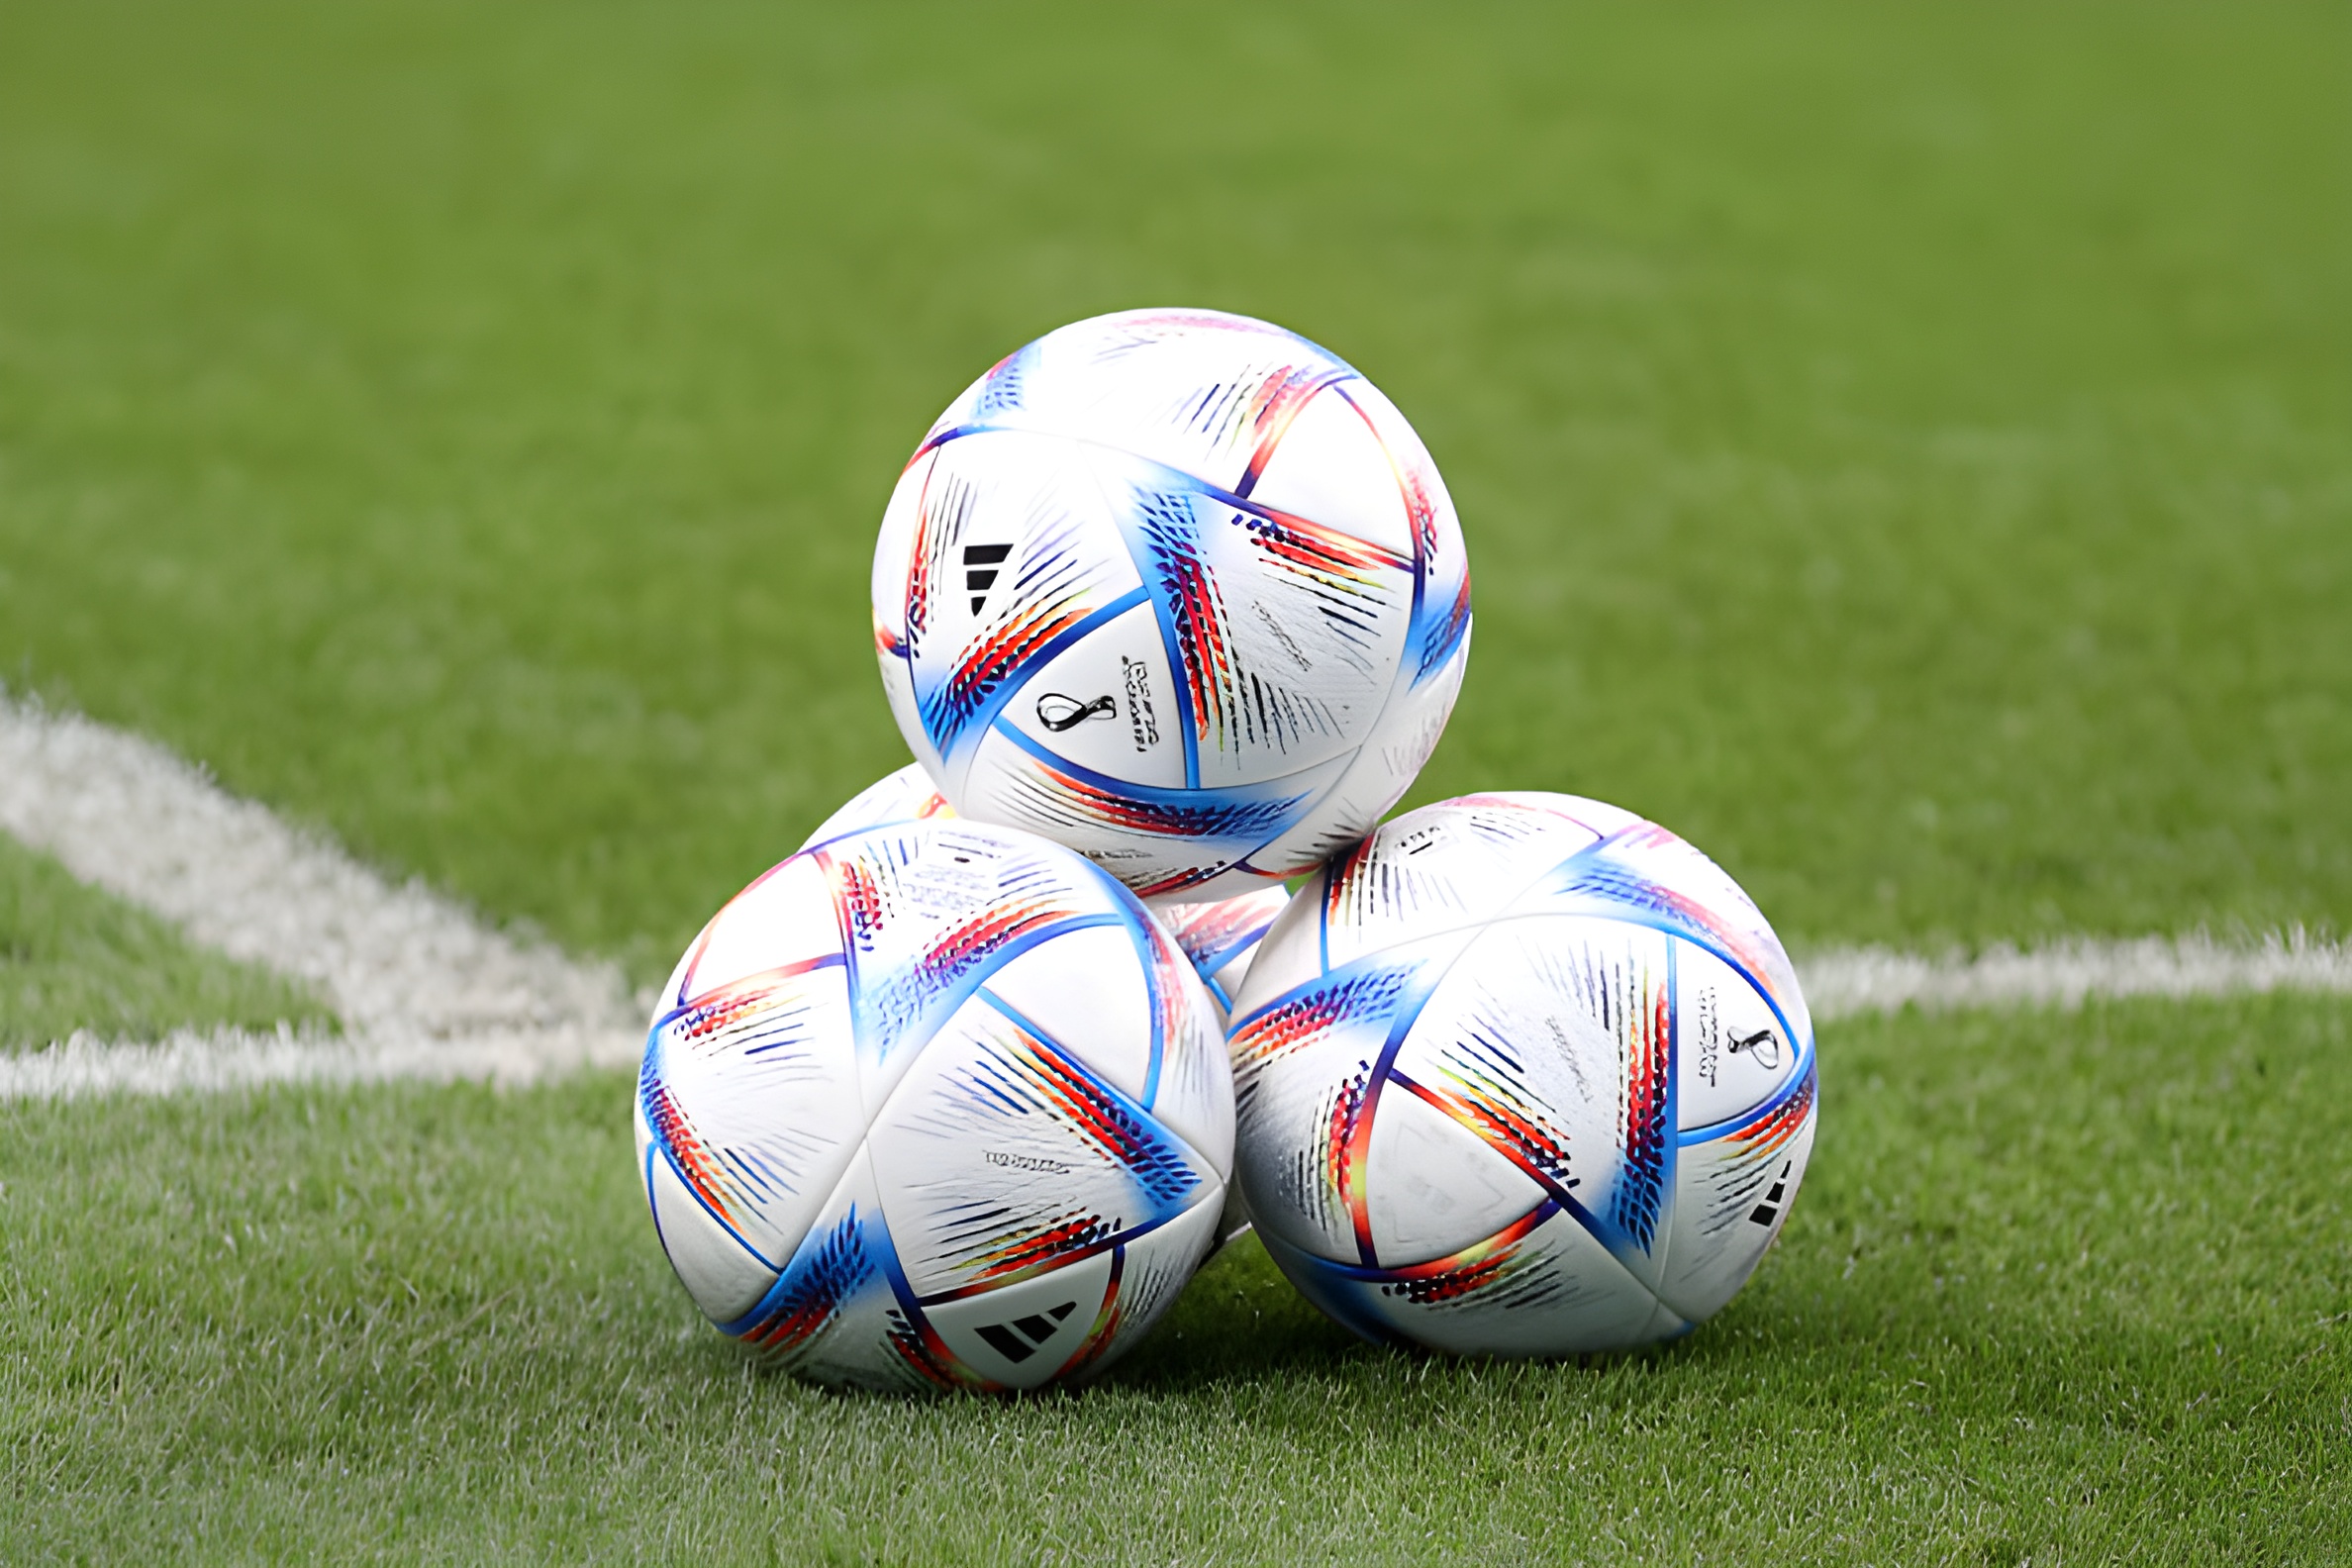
[852,911,1127,1079]
[1678,1059,1820,1148]
[1202,971,1232,1014]
[973,984,1208,1212]
[1521,832,1815,1093]
[643,951,847,1038]
[1092,883,1173,1107]
[987,719,1314,844]
[916,585,1150,765]
[645,1130,783,1275]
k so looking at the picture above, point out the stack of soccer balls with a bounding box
[635,310,1818,1392]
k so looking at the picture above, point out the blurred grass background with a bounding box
[2,0,2344,985]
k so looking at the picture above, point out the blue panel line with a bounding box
[645,952,846,1034]
[925,585,1150,765]
[652,1137,781,1274]
[856,912,1126,1078]
[986,716,1314,818]
[1679,1058,1819,1148]
[973,984,1205,1188]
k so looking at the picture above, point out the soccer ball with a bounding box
[1155,884,1291,1020]
[1158,883,1291,1253]
[636,818,1234,1392]
[800,763,1283,1012]
[1226,793,1817,1357]
[799,761,955,851]
[871,308,1473,905]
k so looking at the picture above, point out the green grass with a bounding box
[0,833,331,1050]
[3,1,2348,1559]
[1,1,2344,980]
[5,994,2345,1562]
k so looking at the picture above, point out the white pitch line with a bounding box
[1800,931,2352,1023]
[3,696,2348,1101]
[1,696,642,1099]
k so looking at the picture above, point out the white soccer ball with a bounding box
[1226,793,1818,1357]
[799,761,955,851]
[800,763,1284,1012]
[1156,884,1290,1022]
[637,818,1234,1392]
[871,308,1473,905]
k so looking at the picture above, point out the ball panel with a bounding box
[960,309,1361,497]
[1062,1192,1225,1382]
[1327,377,1472,676]
[895,430,1146,775]
[810,823,1126,1117]
[922,1247,1118,1391]
[642,1132,781,1323]
[1515,813,1812,1050]
[1240,381,1414,558]
[989,598,1186,789]
[724,1145,972,1394]
[1228,929,1480,1264]
[862,992,1221,1300]
[1107,466,1415,786]
[683,855,841,1000]
[1387,916,1676,1288]
[1672,938,1806,1134]
[1363,1082,1548,1264]
[1298,792,1615,978]
[1241,628,1469,882]
[870,447,935,654]
[982,925,1155,1101]
[799,763,953,852]
[1658,1068,1818,1323]
[1133,940,1238,1178]
[640,959,862,1283]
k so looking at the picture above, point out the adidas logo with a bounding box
[973,1300,1078,1363]
[963,542,1012,614]
[1747,1159,1794,1226]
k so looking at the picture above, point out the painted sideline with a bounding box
[4,698,2348,1099]
[1799,932,2352,1021]
[1,697,642,1098]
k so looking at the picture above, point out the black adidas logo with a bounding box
[963,542,1012,614]
[1748,1159,1794,1226]
[973,1301,1077,1363]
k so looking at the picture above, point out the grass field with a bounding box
[2,0,2347,1560]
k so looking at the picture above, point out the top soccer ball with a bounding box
[871,308,1473,904]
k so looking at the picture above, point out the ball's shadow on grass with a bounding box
[1085,1231,1726,1395]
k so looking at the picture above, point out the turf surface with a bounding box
[0,833,329,1051]
[2,1,2345,977]
[2,2,2347,1560]
[5,994,2345,1562]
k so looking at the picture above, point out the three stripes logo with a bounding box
[973,1301,1078,1363]
[962,542,1012,615]
[1748,1159,1794,1227]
